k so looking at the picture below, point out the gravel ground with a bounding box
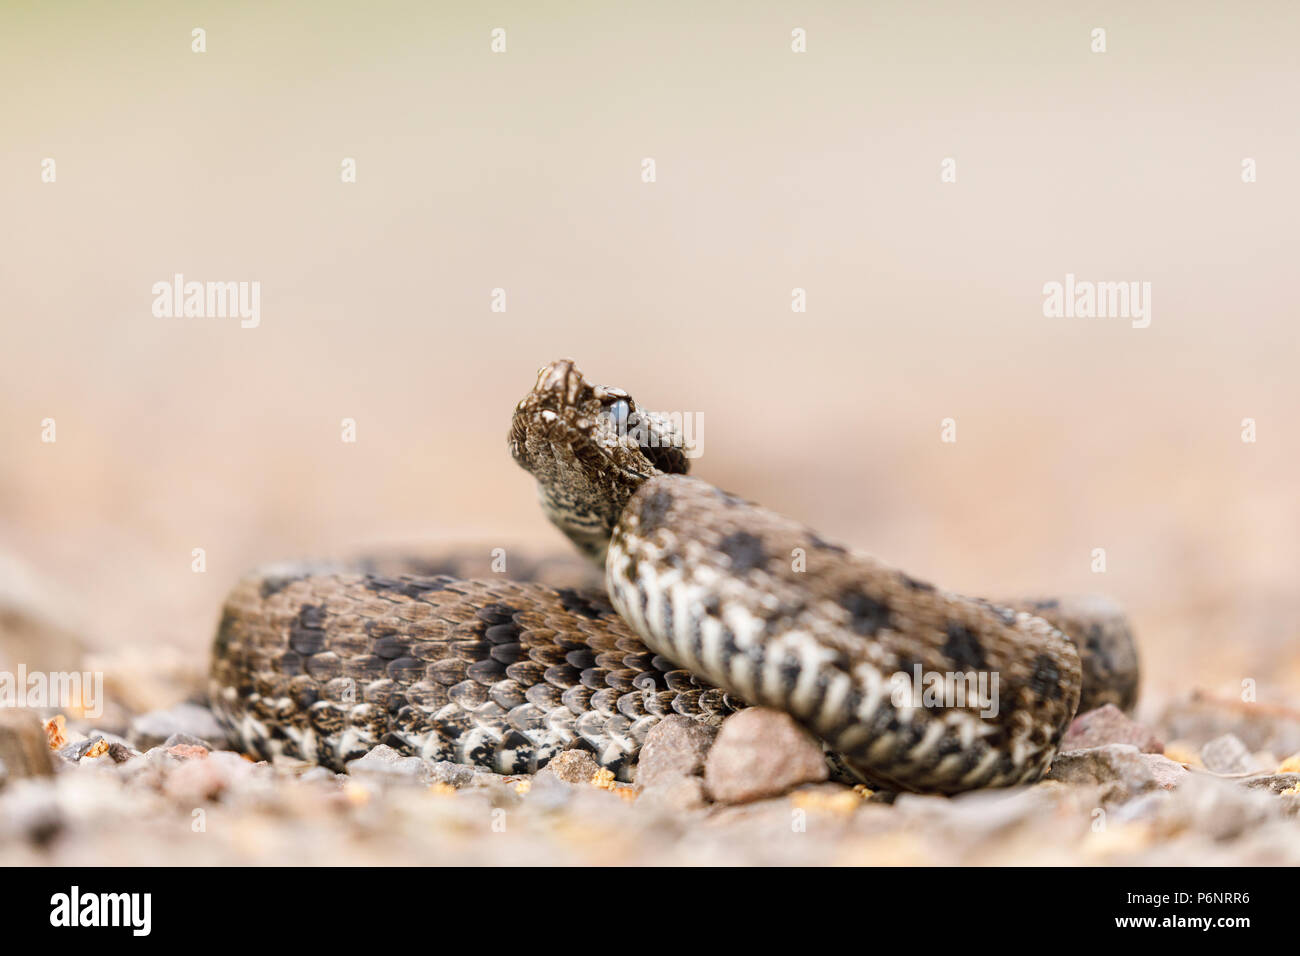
[2,685,1297,866]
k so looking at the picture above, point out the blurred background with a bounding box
[2,0,1297,721]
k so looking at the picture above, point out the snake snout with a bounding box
[534,357,587,409]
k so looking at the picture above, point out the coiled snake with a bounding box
[209,359,1138,793]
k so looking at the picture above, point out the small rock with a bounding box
[130,703,228,751]
[638,776,708,813]
[525,771,576,809]
[344,745,431,784]
[0,710,55,784]
[466,770,511,789]
[1110,791,1173,824]
[167,744,209,761]
[58,731,139,765]
[636,715,717,789]
[162,750,256,803]
[1142,753,1189,790]
[703,708,829,804]
[1159,691,1300,756]
[58,735,104,763]
[1061,704,1163,753]
[106,741,139,764]
[535,750,601,785]
[1046,744,1162,800]
[162,732,215,751]
[300,766,339,785]
[1242,773,1300,795]
[1200,733,1259,774]
[1160,772,1280,841]
[425,761,474,788]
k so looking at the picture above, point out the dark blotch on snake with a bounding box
[363,575,437,601]
[259,574,304,598]
[1028,654,1063,700]
[809,534,847,555]
[718,531,768,574]
[941,623,987,670]
[713,488,749,508]
[638,489,674,533]
[289,605,327,656]
[839,587,893,636]
[556,588,606,620]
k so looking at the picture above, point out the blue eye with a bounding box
[608,399,630,428]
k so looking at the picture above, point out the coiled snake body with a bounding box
[209,360,1138,793]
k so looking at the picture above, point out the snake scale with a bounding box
[209,359,1139,793]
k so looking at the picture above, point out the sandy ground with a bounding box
[2,1,1298,864]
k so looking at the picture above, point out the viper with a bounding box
[209,359,1138,793]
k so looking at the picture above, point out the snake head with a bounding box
[510,358,688,562]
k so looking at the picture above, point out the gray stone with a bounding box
[0,711,55,785]
[59,733,140,765]
[703,707,829,804]
[58,735,104,763]
[299,766,339,785]
[426,761,475,788]
[638,776,708,813]
[535,749,601,785]
[1242,773,1300,795]
[1046,744,1163,800]
[636,715,716,789]
[161,750,257,803]
[1060,704,1163,753]
[129,703,228,751]
[1159,692,1300,756]
[344,745,431,784]
[1161,772,1281,841]
[525,770,576,809]
[1143,753,1189,790]
[1200,733,1259,774]
[1110,791,1173,824]
[162,732,215,752]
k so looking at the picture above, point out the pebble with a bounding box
[426,761,476,788]
[129,703,229,751]
[1159,692,1300,756]
[58,733,138,765]
[638,776,708,813]
[1143,754,1190,790]
[1242,773,1300,795]
[635,715,716,789]
[0,710,55,784]
[703,708,828,804]
[1060,704,1163,753]
[1046,744,1185,800]
[344,745,434,785]
[1199,733,1259,774]
[162,750,257,804]
[534,749,601,785]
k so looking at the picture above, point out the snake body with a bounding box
[209,360,1138,793]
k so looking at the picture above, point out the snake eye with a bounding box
[607,399,631,430]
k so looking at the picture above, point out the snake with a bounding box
[208,359,1139,794]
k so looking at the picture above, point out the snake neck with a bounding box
[510,358,687,565]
